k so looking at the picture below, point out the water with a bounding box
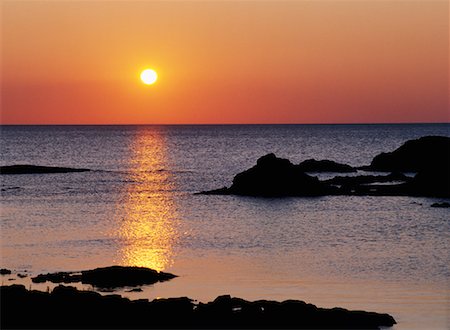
[1,124,449,329]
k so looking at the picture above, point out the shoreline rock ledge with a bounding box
[1,284,396,329]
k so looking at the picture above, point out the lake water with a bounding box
[1,124,449,329]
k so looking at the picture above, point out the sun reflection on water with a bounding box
[113,129,179,271]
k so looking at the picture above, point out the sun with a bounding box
[140,69,158,85]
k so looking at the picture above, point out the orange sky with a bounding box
[1,1,448,124]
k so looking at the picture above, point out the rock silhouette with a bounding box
[297,159,356,172]
[1,284,396,329]
[403,162,450,198]
[361,136,450,172]
[0,165,90,174]
[32,266,177,288]
[199,136,450,198]
[430,202,450,208]
[0,268,12,275]
[212,153,334,197]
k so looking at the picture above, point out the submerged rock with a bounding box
[361,136,450,172]
[0,165,90,175]
[430,202,450,208]
[32,266,177,288]
[324,172,409,186]
[297,159,356,173]
[1,284,396,329]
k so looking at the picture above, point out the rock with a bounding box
[212,153,334,197]
[0,165,90,175]
[0,284,396,329]
[358,136,450,197]
[17,274,28,278]
[31,271,81,284]
[0,268,12,275]
[80,266,177,288]
[430,202,450,208]
[0,186,21,192]
[324,172,409,186]
[198,155,408,197]
[362,136,450,172]
[125,288,143,292]
[32,266,177,288]
[297,159,356,173]
[323,172,412,196]
[395,161,450,198]
[199,136,449,198]
[197,186,230,195]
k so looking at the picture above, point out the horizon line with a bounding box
[1,122,449,126]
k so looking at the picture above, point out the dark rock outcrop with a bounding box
[297,159,356,173]
[199,136,450,198]
[208,154,334,197]
[1,284,396,329]
[403,163,450,198]
[430,202,450,208]
[0,165,90,175]
[198,154,407,197]
[0,268,12,275]
[32,266,177,288]
[361,136,450,172]
[199,186,231,195]
[31,271,80,284]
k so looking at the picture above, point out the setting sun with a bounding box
[140,69,158,85]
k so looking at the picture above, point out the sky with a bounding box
[1,0,449,124]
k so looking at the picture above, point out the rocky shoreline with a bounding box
[1,284,396,329]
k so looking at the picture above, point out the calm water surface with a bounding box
[1,124,449,329]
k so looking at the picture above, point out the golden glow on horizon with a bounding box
[113,130,179,271]
[140,69,158,85]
